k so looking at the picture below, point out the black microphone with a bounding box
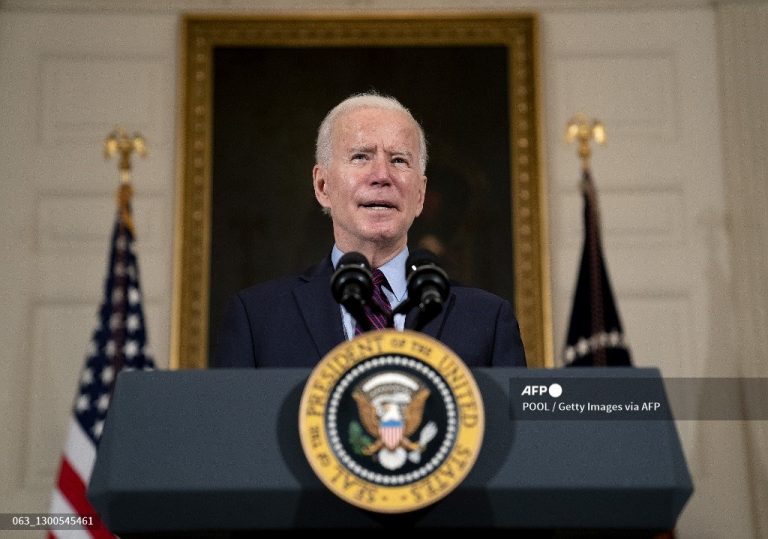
[330,252,373,331]
[404,249,450,319]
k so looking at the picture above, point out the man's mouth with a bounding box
[360,201,397,210]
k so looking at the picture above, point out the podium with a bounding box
[88,368,692,535]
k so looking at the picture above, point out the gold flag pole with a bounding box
[104,128,146,237]
[565,113,606,171]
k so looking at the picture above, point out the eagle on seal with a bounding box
[352,387,437,470]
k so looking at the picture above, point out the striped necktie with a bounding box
[355,268,393,334]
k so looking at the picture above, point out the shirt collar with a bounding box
[331,245,409,302]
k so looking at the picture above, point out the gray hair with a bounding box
[315,92,428,174]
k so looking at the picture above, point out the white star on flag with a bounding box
[125,340,138,359]
[101,365,114,385]
[96,394,110,412]
[80,368,93,386]
[75,395,89,412]
[128,287,140,306]
[127,314,140,331]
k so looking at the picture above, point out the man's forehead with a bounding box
[334,107,419,143]
[338,107,416,130]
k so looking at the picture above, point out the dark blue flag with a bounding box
[564,170,631,367]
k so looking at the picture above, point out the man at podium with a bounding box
[213,93,526,369]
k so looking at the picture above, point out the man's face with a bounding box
[313,107,427,255]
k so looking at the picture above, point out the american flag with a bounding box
[49,184,155,538]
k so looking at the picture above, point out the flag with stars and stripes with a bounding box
[564,169,632,367]
[49,183,154,538]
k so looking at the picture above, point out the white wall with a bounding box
[0,7,178,516]
[717,4,768,536]
[0,1,762,537]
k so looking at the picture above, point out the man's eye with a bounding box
[392,157,409,165]
[351,153,368,162]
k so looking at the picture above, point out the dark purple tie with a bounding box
[355,268,393,334]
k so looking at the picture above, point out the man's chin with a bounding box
[333,220,410,252]
[357,228,407,249]
[358,219,401,238]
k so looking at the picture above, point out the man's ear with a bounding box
[416,175,427,216]
[313,164,331,210]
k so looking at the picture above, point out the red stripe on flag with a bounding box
[57,457,114,539]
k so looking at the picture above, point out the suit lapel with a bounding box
[293,258,346,357]
[404,292,455,339]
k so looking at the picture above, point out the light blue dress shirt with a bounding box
[331,245,409,340]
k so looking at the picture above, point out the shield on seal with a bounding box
[379,417,404,450]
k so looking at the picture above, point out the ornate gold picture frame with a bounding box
[172,13,551,369]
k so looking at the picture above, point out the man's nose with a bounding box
[369,154,391,184]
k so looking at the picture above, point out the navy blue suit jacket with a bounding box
[213,257,527,368]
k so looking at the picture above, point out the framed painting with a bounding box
[172,13,552,369]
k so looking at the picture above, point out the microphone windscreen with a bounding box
[337,251,371,270]
[331,251,373,307]
[406,248,440,277]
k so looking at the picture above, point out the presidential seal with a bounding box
[299,330,484,513]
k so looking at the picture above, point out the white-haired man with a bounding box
[214,93,526,368]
